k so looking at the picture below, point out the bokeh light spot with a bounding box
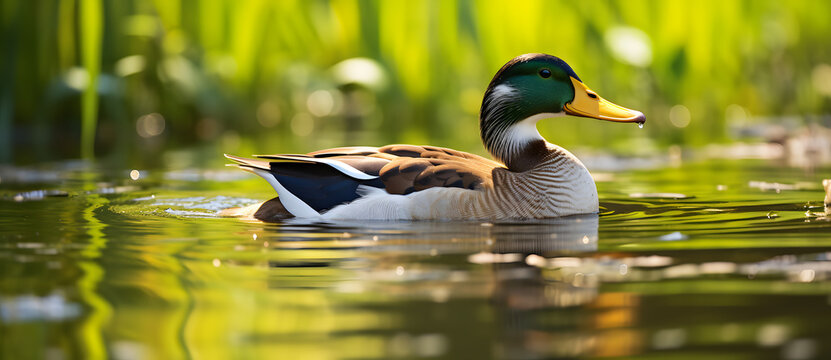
[211,55,238,78]
[798,269,815,282]
[114,55,146,77]
[783,338,818,360]
[64,68,89,91]
[605,26,653,67]
[758,323,790,347]
[725,104,749,125]
[652,328,686,349]
[136,113,166,138]
[306,90,335,117]
[669,105,691,128]
[257,101,282,128]
[129,170,140,180]
[290,113,314,136]
[331,58,387,90]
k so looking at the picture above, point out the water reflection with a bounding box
[278,215,599,255]
[162,216,603,358]
[3,160,831,359]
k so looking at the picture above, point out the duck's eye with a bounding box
[539,69,551,78]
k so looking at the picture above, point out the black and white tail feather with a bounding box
[224,154,384,218]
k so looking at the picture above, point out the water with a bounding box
[1,158,831,359]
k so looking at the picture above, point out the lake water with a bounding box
[2,158,830,359]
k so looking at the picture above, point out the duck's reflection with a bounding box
[257,215,608,358]
[274,214,598,255]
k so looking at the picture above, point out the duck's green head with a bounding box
[480,53,645,168]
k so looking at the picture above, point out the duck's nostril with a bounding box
[587,92,598,99]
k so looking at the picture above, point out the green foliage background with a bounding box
[1,0,830,166]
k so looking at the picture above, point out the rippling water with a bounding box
[1,159,830,359]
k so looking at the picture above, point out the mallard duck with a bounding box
[226,54,644,220]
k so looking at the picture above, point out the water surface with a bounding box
[1,159,830,359]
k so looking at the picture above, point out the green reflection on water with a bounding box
[1,159,830,359]
[77,195,111,360]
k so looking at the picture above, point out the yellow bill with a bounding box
[563,77,646,124]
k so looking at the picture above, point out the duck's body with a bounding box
[227,141,596,220]
[226,54,644,221]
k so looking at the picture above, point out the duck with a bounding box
[225,53,645,221]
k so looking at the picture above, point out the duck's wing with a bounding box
[227,145,503,216]
[375,145,503,195]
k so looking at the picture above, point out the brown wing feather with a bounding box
[379,158,433,194]
[376,145,502,195]
[379,145,503,167]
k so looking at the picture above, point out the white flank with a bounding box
[322,186,477,220]
[250,168,321,218]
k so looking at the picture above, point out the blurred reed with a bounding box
[1,0,830,166]
[80,0,103,160]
